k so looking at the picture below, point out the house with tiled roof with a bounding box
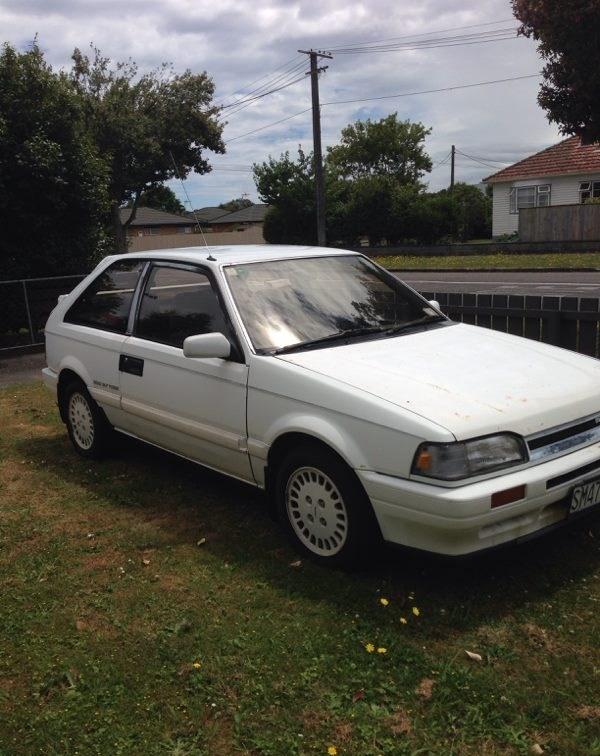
[484,136,600,237]
[120,206,195,237]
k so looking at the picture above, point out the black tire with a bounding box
[61,380,113,459]
[274,444,382,569]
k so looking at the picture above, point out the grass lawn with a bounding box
[1,383,599,755]
[375,252,600,270]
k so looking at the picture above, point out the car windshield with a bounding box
[223,254,439,353]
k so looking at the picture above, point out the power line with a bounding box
[321,73,540,107]
[431,152,452,169]
[455,149,507,170]
[333,28,518,54]
[225,107,312,144]
[220,60,307,114]
[220,71,308,119]
[224,74,540,144]
[325,17,516,50]
[456,151,509,164]
[217,54,303,107]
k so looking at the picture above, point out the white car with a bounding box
[43,245,600,567]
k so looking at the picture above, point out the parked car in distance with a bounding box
[43,245,600,567]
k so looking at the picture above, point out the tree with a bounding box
[219,197,253,212]
[71,47,224,251]
[327,115,432,185]
[254,149,318,244]
[131,185,185,215]
[512,1,600,143]
[439,183,492,241]
[0,43,109,279]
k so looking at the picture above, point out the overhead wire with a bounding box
[217,54,303,107]
[221,70,308,120]
[325,17,517,50]
[224,74,540,144]
[331,28,518,54]
[220,59,307,113]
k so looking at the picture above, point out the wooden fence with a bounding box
[422,290,600,358]
[519,204,600,243]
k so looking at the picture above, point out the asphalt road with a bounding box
[395,270,600,297]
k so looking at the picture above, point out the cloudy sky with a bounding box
[0,0,561,209]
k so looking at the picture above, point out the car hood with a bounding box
[276,323,600,439]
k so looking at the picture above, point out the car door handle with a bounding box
[119,354,144,377]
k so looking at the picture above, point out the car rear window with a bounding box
[64,260,145,333]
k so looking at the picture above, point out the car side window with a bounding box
[135,265,230,348]
[64,260,145,333]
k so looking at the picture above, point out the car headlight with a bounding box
[411,434,528,480]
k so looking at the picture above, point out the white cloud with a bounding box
[0,0,560,207]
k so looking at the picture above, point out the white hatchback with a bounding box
[43,245,600,567]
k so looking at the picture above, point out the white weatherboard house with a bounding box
[485,136,600,238]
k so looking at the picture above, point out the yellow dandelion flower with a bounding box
[377,647,387,654]
[380,597,389,606]
[412,607,420,617]
[192,661,202,669]
[365,643,375,653]
[327,747,338,756]
[400,617,408,625]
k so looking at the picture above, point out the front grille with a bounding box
[547,459,600,489]
[527,412,600,463]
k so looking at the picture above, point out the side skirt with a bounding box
[113,427,264,490]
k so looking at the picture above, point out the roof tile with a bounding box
[485,136,600,183]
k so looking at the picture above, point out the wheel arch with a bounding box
[57,367,88,422]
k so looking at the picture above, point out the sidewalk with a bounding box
[0,350,46,387]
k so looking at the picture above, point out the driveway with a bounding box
[0,350,45,387]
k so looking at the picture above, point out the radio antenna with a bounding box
[168,150,216,261]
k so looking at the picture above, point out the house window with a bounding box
[510,184,551,213]
[579,180,600,203]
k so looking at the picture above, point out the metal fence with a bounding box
[2,272,600,360]
[0,274,85,352]
[422,291,600,358]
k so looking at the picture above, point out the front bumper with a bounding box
[41,367,58,393]
[358,441,600,555]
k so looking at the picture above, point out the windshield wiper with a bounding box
[383,314,446,336]
[270,325,389,355]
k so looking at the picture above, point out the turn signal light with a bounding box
[491,484,526,508]
[414,448,432,472]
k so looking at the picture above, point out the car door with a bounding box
[61,259,146,427]
[117,262,253,483]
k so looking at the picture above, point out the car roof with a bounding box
[107,244,358,268]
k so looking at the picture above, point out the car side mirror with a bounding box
[183,332,231,360]
[428,299,441,312]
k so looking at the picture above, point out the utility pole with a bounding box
[450,144,456,190]
[299,48,332,247]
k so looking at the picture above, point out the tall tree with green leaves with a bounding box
[327,115,432,184]
[253,149,319,244]
[512,0,600,143]
[0,43,109,279]
[71,47,224,251]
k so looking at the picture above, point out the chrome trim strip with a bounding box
[526,410,600,462]
[528,425,600,462]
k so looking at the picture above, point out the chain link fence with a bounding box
[0,274,86,352]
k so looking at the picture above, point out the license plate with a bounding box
[570,478,600,514]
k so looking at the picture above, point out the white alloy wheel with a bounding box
[68,392,95,450]
[285,466,348,556]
